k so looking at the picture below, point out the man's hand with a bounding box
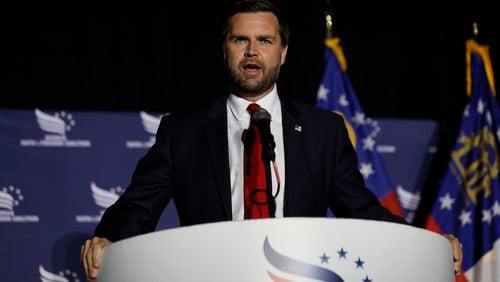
[80,236,112,281]
[443,234,463,275]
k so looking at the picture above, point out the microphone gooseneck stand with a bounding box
[253,112,277,218]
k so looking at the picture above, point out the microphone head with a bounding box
[251,107,271,123]
[249,107,275,162]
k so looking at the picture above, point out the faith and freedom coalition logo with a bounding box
[125,111,167,149]
[75,182,122,223]
[0,185,39,223]
[264,236,373,282]
[19,108,91,148]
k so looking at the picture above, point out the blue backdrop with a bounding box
[0,108,437,281]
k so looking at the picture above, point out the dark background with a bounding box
[1,0,498,224]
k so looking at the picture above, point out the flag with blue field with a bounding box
[426,40,500,282]
[316,37,403,218]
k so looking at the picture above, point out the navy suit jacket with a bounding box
[95,96,405,241]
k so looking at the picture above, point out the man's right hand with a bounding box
[80,236,112,281]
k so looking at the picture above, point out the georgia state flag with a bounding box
[426,40,500,282]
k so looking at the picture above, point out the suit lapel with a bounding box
[205,97,232,220]
[280,98,304,216]
[203,95,304,219]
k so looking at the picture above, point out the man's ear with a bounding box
[222,45,227,62]
[280,45,288,65]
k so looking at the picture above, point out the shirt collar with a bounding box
[227,84,281,123]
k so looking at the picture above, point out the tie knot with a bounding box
[246,103,261,115]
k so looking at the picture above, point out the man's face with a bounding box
[224,12,288,100]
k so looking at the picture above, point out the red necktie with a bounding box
[243,103,270,219]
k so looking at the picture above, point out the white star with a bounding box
[477,99,485,114]
[362,136,376,151]
[493,201,500,216]
[458,210,472,226]
[439,193,455,210]
[486,111,492,125]
[463,104,470,117]
[482,209,493,224]
[352,112,366,126]
[359,162,374,179]
[317,84,329,101]
[338,94,349,107]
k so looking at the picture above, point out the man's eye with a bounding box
[235,39,247,44]
[260,39,272,45]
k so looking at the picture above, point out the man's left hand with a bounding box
[443,234,463,275]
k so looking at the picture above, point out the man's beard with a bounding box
[227,64,281,97]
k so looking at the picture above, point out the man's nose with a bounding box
[245,42,258,57]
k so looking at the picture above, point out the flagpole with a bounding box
[472,22,479,43]
[325,11,333,39]
[317,2,405,218]
[325,0,333,39]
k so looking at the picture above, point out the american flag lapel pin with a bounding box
[294,124,302,132]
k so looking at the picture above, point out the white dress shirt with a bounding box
[226,85,285,220]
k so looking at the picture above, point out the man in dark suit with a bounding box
[81,0,462,280]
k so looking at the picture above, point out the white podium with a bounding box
[97,218,454,282]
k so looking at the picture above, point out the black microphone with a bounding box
[251,107,276,162]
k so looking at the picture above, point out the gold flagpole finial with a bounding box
[325,11,334,39]
[472,22,479,43]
